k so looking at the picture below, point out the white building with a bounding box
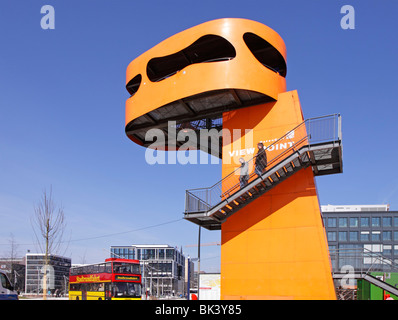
[110,244,186,297]
[321,204,390,212]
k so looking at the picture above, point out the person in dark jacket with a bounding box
[254,142,267,177]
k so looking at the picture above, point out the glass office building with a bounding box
[322,205,398,272]
[110,244,186,297]
[25,253,71,294]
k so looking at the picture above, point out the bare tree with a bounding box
[79,250,88,265]
[31,187,67,299]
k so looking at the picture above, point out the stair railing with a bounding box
[185,114,341,214]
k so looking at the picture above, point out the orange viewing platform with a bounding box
[125,18,342,299]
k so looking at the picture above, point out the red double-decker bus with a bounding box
[69,258,141,300]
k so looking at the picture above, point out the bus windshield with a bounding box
[113,282,141,298]
[113,262,140,274]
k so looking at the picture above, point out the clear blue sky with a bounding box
[0,0,397,271]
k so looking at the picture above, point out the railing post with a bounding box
[185,191,188,212]
[338,114,342,141]
[333,114,336,142]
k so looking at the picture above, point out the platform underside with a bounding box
[125,88,274,158]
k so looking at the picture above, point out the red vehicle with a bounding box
[69,258,141,300]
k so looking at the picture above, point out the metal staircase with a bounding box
[184,114,343,230]
[330,248,398,298]
[333,273,398,297]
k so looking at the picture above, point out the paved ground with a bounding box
[19,296,68,300]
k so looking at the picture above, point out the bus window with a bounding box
[113,262,141,274]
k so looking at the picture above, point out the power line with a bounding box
[0,217,183,246]
[66,218,183,243]
[185,242,220,247]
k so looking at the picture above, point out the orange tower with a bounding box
[124,18,342,299]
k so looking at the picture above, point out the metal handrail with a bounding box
[185,114,341,213]
[329,248,398,274]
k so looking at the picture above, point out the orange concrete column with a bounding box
[220,90,336,299]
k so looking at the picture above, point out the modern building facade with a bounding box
[25,253,71,294]
[110,244,187,297]
[322,205,398,272]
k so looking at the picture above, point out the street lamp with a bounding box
[197,226,201,300]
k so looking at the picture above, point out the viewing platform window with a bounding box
[126,74,142,96]
[147,35,236,82]
[243,32,287,77]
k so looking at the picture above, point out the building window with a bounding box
[361,217,369,227]
[349,231,358,241]
[383,245,392,256]
[166,249,174,260]
[143,249,156,260]
[339,218,348,227]
[364,244,382,254]
[111,248,118,258]
[383,231,392,241]
[349,217,358,227]
[371,231,381,241]
[383,217,392,227]
[360,231,370,241]
[339,231,347,241]
[394,231,398,241]
[328,218,337,228]
[371,217,380,227]
[328,231,337,241]
[394,245,398,256]
[338,244,362,269]
[394,217,398,227]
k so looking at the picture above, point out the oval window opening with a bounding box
[126,74,142,96]
[243,32,287,77]
[147,35,236,82]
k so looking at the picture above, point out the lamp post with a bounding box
[197,226,201,300]
[187,226,202,300]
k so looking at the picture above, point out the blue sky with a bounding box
[0,0,397,271]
